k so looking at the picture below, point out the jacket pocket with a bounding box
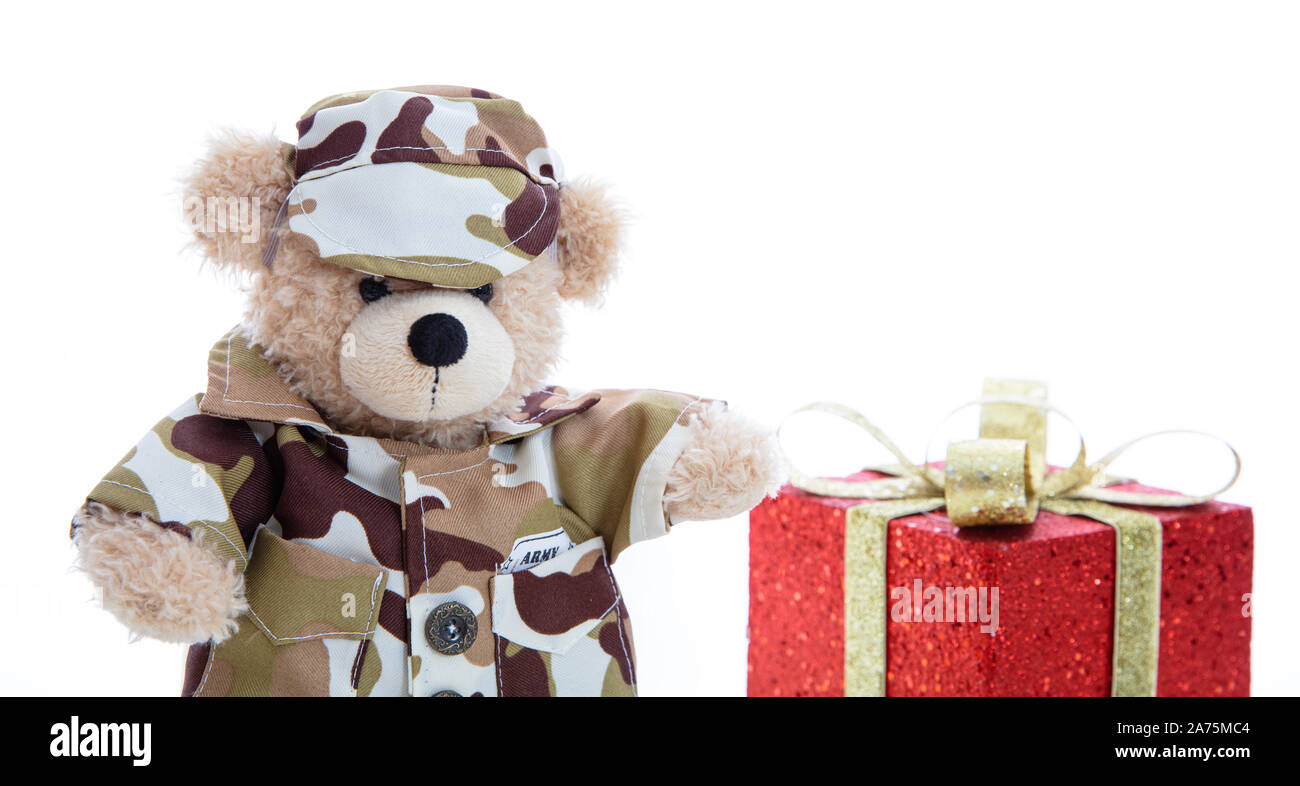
[243,529,386,643]
[193,529,387,697]
[491,536,637,696]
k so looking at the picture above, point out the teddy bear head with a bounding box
[184,86,621,448]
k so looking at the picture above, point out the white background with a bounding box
[1,1,1295,696]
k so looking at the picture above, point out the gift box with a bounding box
[747,381,1253,697]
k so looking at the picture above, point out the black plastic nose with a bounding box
[408,313,468,368]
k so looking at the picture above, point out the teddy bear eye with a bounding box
[467,283,493,304]
[359,278,391,303]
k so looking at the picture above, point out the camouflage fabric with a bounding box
[284,86,563,288]
[81,328,708,697]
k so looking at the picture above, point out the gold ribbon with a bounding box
[781,379,1240,697]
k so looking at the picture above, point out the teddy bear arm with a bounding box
[72,502,247,644]
[662,403,786,522]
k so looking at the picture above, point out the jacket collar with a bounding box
[199,326,599,446]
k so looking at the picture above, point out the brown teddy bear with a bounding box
[71,85,782,697]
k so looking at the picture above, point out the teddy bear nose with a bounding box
[407,313,468,367]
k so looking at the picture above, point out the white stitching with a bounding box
[245,607,377,643]
[288,172,551,269]
[410,483,435,692]
[327,436,412,463]
[192,523,249,571]
[601,560,636,691]
[349,642,366,692]
[671,394,707,421]
[98,479,148,495]
[303,145,540,173]
[192,642,217,696]
[349,572,385,687]
[416,455,493,480]
[418,491,430,602]
[367,571,383,632]
[220,331,320,413]
[96,481,251,571]
[298,88,553,184]
[246,571,383,644]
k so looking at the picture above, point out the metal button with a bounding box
[425,601,477,655]
[432,690,462,697]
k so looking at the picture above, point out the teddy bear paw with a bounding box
[73,503,247,644]
[663,403,786,522]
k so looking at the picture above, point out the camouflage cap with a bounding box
[283,86,563,288]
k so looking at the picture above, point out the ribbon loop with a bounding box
[1067,429,1242,507]
[944,438,1036,526]
[778,402,943,500]
[979,379,1048,483]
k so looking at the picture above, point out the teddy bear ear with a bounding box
[556,177,624,304]
[182,129,293,274]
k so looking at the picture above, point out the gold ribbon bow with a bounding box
[781,379,1240,696]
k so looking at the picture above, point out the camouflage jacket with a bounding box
[82,328,707,697]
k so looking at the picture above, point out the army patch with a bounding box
[499,527,576,574]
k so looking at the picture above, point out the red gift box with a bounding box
[749,380,1253,698]
[748,471,1253,697]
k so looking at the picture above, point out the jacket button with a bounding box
[432,690,462,697]
[425,601,477,655]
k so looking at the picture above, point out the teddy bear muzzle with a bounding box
[339,288,516,422]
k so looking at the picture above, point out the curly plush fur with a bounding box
[73,503,246,644]
[186,130,293,276]
[664,403,786,521]
[558,178,624,305]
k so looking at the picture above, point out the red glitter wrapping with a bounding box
[747,471,1253,697]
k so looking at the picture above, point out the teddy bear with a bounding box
[71,85,783,697]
